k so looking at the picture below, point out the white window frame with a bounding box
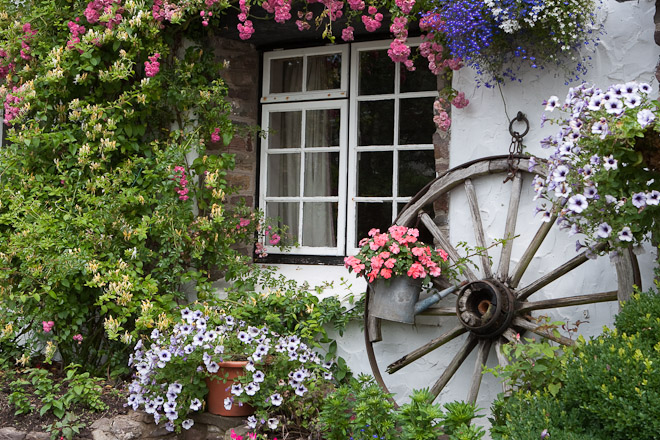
[346,40,438,255]
[259,99,349,256]
[261,45,349,104]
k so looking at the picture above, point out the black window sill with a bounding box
[255,254,346,266]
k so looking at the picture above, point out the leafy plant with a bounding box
[441,401,483,436]
[44,413,85,440]
[396,388,445,440]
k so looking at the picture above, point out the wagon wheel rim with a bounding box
[364,155,641,405]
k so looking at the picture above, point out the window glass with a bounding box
[304,152,340,196]
[267,202,300,242]
[398,150,436,196]
[270,57,303,93]
[305,109,340,148]
[357,151,393,197]
[267,154,300,197]
[302,202,338,247]
[358,50,394,95]
[307,54,342,91]
[400,58,437,92]
[358,100,394,146]
[269,112,301,149]
[399,97,435,145]
[356,202,392,241]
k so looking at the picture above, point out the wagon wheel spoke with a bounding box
[464,179,492,278]
[511,317,575,346]
[496,172,522,282]
[430,333,479,399]
[517,290,618,313]
[386,324,466,374]
[501,328,519,344]
[508,214,557,288]
[516,242,608,301]
[419,212,478,282]
[419,306,458,316]
[467,339,492,404]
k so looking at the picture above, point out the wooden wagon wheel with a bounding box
[364,155,641,404]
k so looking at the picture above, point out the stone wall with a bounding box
[207,37,260,209]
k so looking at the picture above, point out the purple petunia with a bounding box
[632,192,647,209]
[596,223,612,239]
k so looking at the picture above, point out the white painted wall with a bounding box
[258,0,660,425]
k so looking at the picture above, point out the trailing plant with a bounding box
[532,81,660,252]
[128,304,336,433]
[422,0,602,86]
[43,413,86,440]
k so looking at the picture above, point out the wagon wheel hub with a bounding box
[456,279,515,337]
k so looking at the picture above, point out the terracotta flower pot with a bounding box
[205,360,254,417]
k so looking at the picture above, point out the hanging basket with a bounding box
[368,276,423,324]
[205,361,255,417]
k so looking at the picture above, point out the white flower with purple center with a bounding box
[193,310,203,320]
[247,415,258,429]
[605,194,617,204]
[204,330,218,342]
[203,352,212,364]
[632,192,647,208]
[270,393,283,406]
[637,109,656,128]
[154,396,164,406]
[268,418,279,430]
[158,349,172,362]
[151,329,161,340]
[288,351,298,361]
[552,165,569,182]
[214,345,224,354]
[237,331,251,344]
[127,394,141,410]
[164,401,177,412]
[541,211,553,222]
[568,224,580,236]
[165,421,175,431]
[623,82,638,95]
[647,190,660,205]
[206,361,219,373]
[183,344,194,355]
[180,324,193,335]
[182,419,194,430]
[604,98,624,115]
[295,384,308,397]
[192,332,205,346]
[618,227,633,242]
[225,316,235,328]
[298,353,309,363]
[224,397,233,410]
[253,370,265,383]
[244,382,260,396]
[247,326,261,338]
[195,318,207,330]
[596,223,612,239]
[231,384,243,396]
[639,83,652,94]
[274,342,286,353]
[583,186,598,199]
[603,155,617,171]
[254,343,269,358]
[136,362,150,375]
[323,371,333,380]
[144,401,157,414]
[623,93,641,108]
[245,359,256,372]
[554,183,572,198]
[587,94,603,111]
[544,95,560,111]
[181,308,193,322]
[190,398,202,411]
[591,118,609,138]
[166,390,178,401]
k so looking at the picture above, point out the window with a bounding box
[260,41,437,257]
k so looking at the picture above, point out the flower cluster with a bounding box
[424,0,601,86]
[533,81,660,250]
[128,306,334,432]
[345,226,450,283]
[144,53,161,77]
[172,165,189,201]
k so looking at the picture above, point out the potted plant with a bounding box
[420,0,601,86]
[127,304,335,433]
[344,226,452,323]
[532,81,660,254]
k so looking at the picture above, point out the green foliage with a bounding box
[7,367,107,420]
[0,0,274,374]
[489,287,660,440]
[44,413,86,440]
[396,389,444,440]
[319,375,485,440]
[484,318,577,396]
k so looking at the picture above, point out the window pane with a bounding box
[356,202,392,245]
[398,150,436,196]
[268,112,301,149]
[304,153,339,196]
[359,50,394,95]
[267,202,299,242]
[397,203,436,244]
[358,100,394,146]
[270,57,303,93]
[267,154,300,196]
[305,109,340,148]
[357,151,392,197]
[302,202,338,247]
[399,97,435,145]
[400,58,437,92]
[307,54,342,91]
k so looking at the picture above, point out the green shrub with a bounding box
[614,286,660,351]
